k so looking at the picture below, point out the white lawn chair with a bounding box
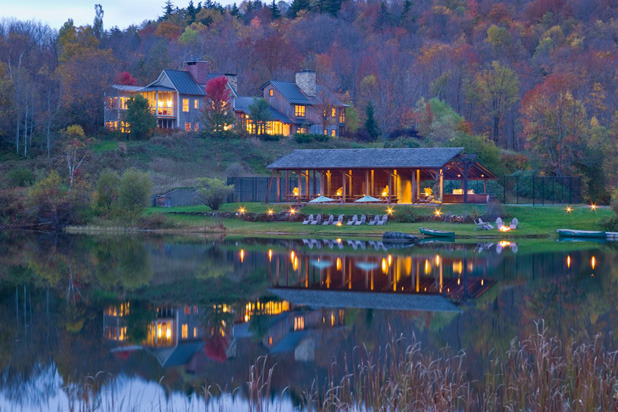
[332,214,344,225]
[475,218,493,230]
[354,214,367,225]
[302,214,314,225]
[322,215,334,225]
[368,215,380,225]
[311,214,322,225]
[495,217,503,229]
[510,218,519,230]
[377,215,388,226]
[347,215,358,225]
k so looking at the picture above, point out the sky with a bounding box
[2,0,230,30]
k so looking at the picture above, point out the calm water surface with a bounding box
[0,233,616,410]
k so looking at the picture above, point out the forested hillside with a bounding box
[1,0,617,197]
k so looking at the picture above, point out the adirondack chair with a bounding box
[377,215,388,226]
[509,218,519,229]
[495,217,504,229]
[355,214,367,225]
[302,214,314,225]
[475,218,493,230]
[368,215,380,225]
[333,214,344,225]
[322,215,334,225]
[311,214,322,225]
[347,215,358,225]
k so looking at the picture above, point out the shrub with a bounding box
[95,170,120,215]
[611,187,618,215]
[118,169,152,215]
[0,188,28,224]
[467,207,482,222]
[260,133,282,141]
[314,133,329,142]
[483,201,506,220]
[195,177,234,210]
[294,133,313,144]
[6,167,35,187]
[601,215,618,231]
[393,208,420,223]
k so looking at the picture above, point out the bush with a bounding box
[294,133,313,144]
[0,188,28,224]
[393,208,420,223]
[611,188,618,215]
[260,133,282,141]
[601,215,618,231]
[118,169,152,215]
[95,170,120,216]
[483,201,506,220]
[6,167,34,187]
[314,133,329,142]
[195,177,234,210]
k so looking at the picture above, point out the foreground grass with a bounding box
[146,203,613,239]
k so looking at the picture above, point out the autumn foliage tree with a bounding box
[202,76,234,135]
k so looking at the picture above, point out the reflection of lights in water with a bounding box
[453,261,462,274]
[336,238,342,243]
[244,314,249,322]
[481,279,484,286]
[566,255,571,268]
[239,249,245,263]
[387,254,392,266]
[381,258,388,274]
[424,260,431,275]
[591,256,596,270]
[467,261,474,272]
[435,255,440,266]
[292,257,299,271]
[499,241,511,247]
[336,258,342,271]
[457,277,460,285]
[268,249,273,262]
[290,251,295,261]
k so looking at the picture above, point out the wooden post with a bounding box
[342,171,347,203]
[388,170,392,204]
[439,169,444,203]
[371,169,375,196]
[313,170,317,196]
[305,169,310,200]
[298,172,302,202]
[276,171,281,202]
[416,169,421,202]
[265,170,274,203]
[365,170,369,196]
[411,170,416,204]
[285,170,289,201]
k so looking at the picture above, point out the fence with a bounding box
[227,176,312,203]
[499,175,582,205]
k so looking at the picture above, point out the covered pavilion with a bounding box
[265,147,498,204]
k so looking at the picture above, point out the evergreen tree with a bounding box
[365,102,380,140]
[375,1,391,29]
[125,95,157,140]
[162,0,174,20]
[270,0,282,19]
[325,0,342,17]
[93,4,104,39]
[187,0,197,22]
[249,98,271,136]
[287,0,310,18]
[230,3,241,18]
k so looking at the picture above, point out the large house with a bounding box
[105,63,347,137]
[234,69,347,137]
[104,61,237,133]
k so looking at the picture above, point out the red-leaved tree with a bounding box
[115,71,137,86]
[202,76,235,135]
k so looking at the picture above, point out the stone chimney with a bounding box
[295,69,316,97]
[224,73,238,92]
[184,61,209,84]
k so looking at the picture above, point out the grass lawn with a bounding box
[146,203,613,239]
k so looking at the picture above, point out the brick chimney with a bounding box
[184,61,209,85]
[295,69,316,97]
[224,73,238,92]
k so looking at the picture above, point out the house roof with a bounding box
[234,96,296,124]
[163,70,206,96]
[111,85,143,92]
[267,148,465,170]
[265,81,312,104]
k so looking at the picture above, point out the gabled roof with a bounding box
[111,85,143,92]
[162,70,206,96]
[263,81,312,104]
[234,96,296,124]
[311,85,346,107]
[267,148,465,170]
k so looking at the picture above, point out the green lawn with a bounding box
[147,203,613,239]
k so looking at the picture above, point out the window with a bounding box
[181,324,188,339]
[294,105,305,117]
[331,107,336,117]
[296,127,307,134]
[185,122,191,131]
[324,129,328,135]
[184,306,190,315]
[120,97,129,110]
[339,108,345,123]
[331,129,336,137]
[269,89,273,97]
[194,99,199,109]
[194,123,199,132]
[182,98,189,112]
[193,327,197,338]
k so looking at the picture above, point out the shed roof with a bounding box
[267,148,465,170]
[163,70,206,95]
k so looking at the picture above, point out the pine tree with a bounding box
[287,0,310,18]
[162,0,174,20]
[270,0,281,19]
[93,4,104,39]
[230,3,241,18]
[187,0,197,22]
[375,1,391,29]
[365,102,380,140]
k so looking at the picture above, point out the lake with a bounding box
[0,233,616,410]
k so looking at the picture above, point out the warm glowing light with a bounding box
[499,225,511,232]
[268,249,273,262]
[290,251,295,261]
[292,256,299,271]
[481,279,484,286]
[424,260,431,275]
[499,241,511,247]
[566,255,571,268]
[289,208,296,215]
[381,258,388,274]
[244,314,249,322]
[452,261,463,274]
[434,209,442,217]
[239,249,245,263]
[457,278,460,285]
[238,207,246,214]
[336,188,343,196]
[336,257,342,271]
[590,204,597,211]
[435,255,440,266]
[267,209,274,216]
[566,206,572,213]
[293,187,300,197]
[387,254,392,266]
[386,207,394,216]
[166,327,171,340]
[591,256,596,270]
[336,238,342,243]
[336,221,342,226]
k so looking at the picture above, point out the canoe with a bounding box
[419,227,455,238]
[556,229,606,238]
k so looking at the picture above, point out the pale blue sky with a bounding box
[3,0,233,30]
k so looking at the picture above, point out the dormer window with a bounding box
[294,105,305,117]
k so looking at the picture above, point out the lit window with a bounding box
[184,306,190,315]
[324,129,328,135]
[294,105,305,117]
[331,107,336,117]
[269,89,273,97]
[182,99,189,112]
[182,324,188,339]
[331,129,336,137]
[120,97,128,110]
[194,99,199,109]
[185,122,191,131]
[339,108,345,123]
[194,123,199,132]
[193,327,197,338]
